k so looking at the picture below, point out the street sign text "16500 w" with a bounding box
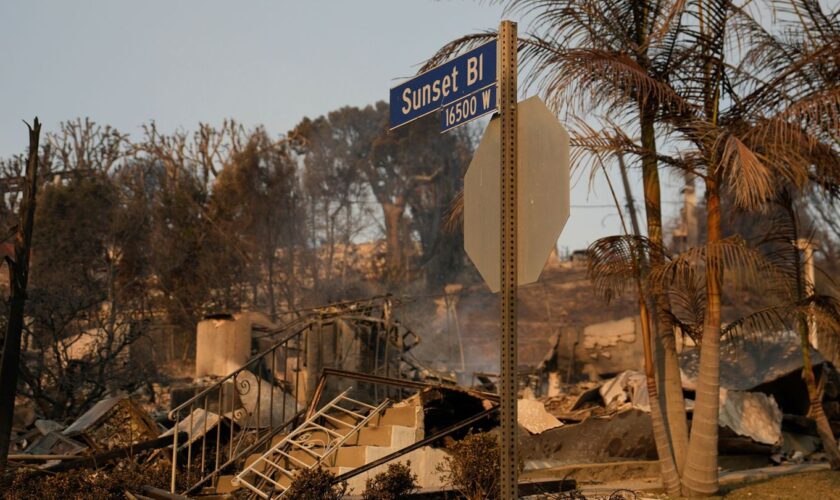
[390,40,497,131]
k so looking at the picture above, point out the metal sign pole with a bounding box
[498,20,518,500]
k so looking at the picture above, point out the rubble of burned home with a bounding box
[3,253,839,499]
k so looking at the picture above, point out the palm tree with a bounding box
[650,0,840,491]
[425,2,692,493]
[719,191,840,468]
[428,0,840,495]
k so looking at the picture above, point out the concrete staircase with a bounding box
[219,399,424,497]
[323,402,449,494]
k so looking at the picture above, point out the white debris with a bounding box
[719,388,782,446]
[518,399,563,434]
[161,408,221,449]
[599,370,650,412]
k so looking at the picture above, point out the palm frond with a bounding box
[524,45,694,115]
[587,234,663,303]
[663,276,707,342]
[716,131,776,209]
[445,190,463,233]
[418,32,498,73]
[649,236,780,293]
[721,305,789,342]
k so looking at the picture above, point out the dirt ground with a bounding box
[717,470,840,499]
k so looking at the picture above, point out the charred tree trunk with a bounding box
[266,251,277,322]
[617,154,641,237]
[382,200,406,283]
[0,118,41,469]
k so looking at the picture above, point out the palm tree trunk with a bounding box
[617,154,641,237]
[658,319,689,472]
[798,318,840,468]
[605,155,681,494]
[640,107,690,473]
[682,177,723,496]
[639,297,682,497]
[785,197,840,468]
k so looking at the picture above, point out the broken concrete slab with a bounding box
[522,459,659,484]
[566,375,782,446]
[517,399,562,434]
[719,389,782,446]
[24,431,87,458]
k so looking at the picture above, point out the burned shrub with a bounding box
[362,461,418,500]
[436,432,500,500]
[284,466,348,500]
[1,460,172,500]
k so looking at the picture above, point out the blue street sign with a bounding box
[390,40,497,131]
[441,84,496,132]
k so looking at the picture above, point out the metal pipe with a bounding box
[186,408,194,485]
[200,395,208,480]
[170,412,180,493]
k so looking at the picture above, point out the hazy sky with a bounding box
[0,0,682,250]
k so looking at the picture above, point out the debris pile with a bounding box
[525,329,840,471]
[4,296,840,498]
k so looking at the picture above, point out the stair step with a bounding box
[271,432,288,448]
[380,405,419,427]
[332,445,394,468]
[244,453,266,473]
[270,472,293,490]
[287,447,323,467]
[328,404,419,428]
[244,464,294,490]
[289,427,350,447]
[353,424,417,447]
[215,475,240,494]
[230,389,397,497]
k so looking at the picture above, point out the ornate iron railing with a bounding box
[166,296,422,495]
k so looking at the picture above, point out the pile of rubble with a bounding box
[4,395,182,499]
[4,295,839,498]
[521,331,840,470]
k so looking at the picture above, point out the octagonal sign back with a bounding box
[464,96,570,292]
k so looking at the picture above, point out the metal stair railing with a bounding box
[168,322,311,495]
[231,388,391,499]
[166,296,413,495]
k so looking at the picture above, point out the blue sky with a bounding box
[0,0,682,250]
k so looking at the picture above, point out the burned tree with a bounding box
[211,129,303,319]
[0,119,41,468]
